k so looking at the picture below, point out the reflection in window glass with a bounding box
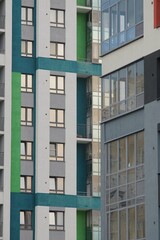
[136,60,144,94]
[118,0,125,32]
[127,65,135,97]
[137,204,145,238]
[110,5,117,36]
[119,210,126,240]
[102,9,109,41]
[110,141,117,173]
[135,0,143,24]
[110,211,118,240]
[111,73,118,104]
[128,208,135,240]
[119,138,126,170]
[128,135,135,168]
[127,0,135,28]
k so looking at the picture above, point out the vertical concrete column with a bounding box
[35,1,50,240]
[3,1,12,240]
[65,2,77,240]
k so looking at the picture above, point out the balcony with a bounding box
[77,124,92,143]
[0,222,2,238]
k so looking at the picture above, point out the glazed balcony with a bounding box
[77,124,92,143]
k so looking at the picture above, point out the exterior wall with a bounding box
[77,14,87,61]
[77,211,86,240]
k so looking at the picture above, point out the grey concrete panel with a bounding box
[50,71,65,76]
[21,126,34,141]
[50,94,65,109]
[104,108,144,143]
[49,230,65,240]
[21,25,34,41]
[144,100,160,240]
[50,161,65,177]
[49,207,65,211]
[21,160,34,176]
[20,230,33,240]
[21,93,34,108]
[21,0,34,7]
[50,27,65,43]
[50,0,65,10]
[50,128,65,142]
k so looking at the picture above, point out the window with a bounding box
[50,143,64,161]
[20,211,32,230]
[20,176,32,192]
[50,75,65,94]
[21,107,33,126]
[21,7,33,25]
[21,142,32,160]
[49,211,64,230]
[21,40,33,57]
[50,9,65,28]
[50,109,64,127]
[106,132,145,239]
[49,177,64,194]
[102,60,144,120]
[50,42,65,59]
[101,0,143,54]
[21,74,33,92]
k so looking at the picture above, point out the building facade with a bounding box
[0,0,102,239]
[101,0,160,239]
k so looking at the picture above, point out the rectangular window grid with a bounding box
[21,7,33,25]
[106,131,145,240]
[50,9,65,28]
[50,42,65,59]
[20,176,32,193]
[50,75,65,94]
[50,109,64,128]
[102,60,144,121]
[50,143,64,161]
[21,40,33,57]
[21,107,33,126]
[21,74,33,93]
[49,211,64,231]
[49,177,64,194]
[101,0,143,54]
[21,141,32,160]
[20,211,32,230]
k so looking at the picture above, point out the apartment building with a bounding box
[0,0,101,239]
[101,0,160,239]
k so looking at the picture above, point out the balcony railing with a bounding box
[0,118,4,131]
[102,93,144,121]
[0,16,5,29]
[77,124,92,139]
[0,84,4,98]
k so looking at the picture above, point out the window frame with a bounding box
[21,141,33,160]
[49,211,65,231]
[21,7,33,26]
[20,176,32,193]
[50,42,65,59]
[50,9,65,28]
[20,211,32,230]
[50,109,65,128]
[21,107,33,126]
[21,74,33,93]
[21,40,33,57]
[49,177,64,194]
[50,75,65,94]
[50,142,64,161]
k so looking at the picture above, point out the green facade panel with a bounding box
[77,0,86,6]
[77,13,87,61]
[77,211,87,240]
[11,72,21,192]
